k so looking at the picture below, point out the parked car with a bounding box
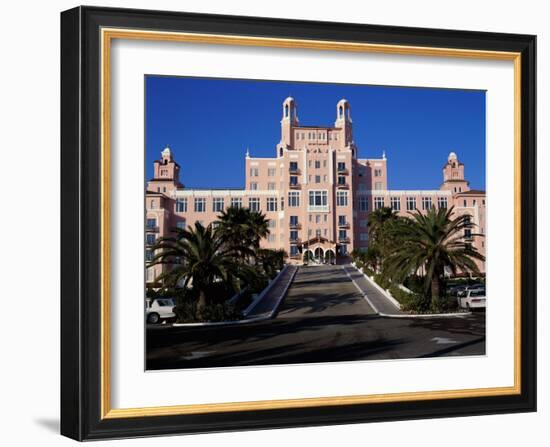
[145,298,176,324]
[457,289,486,310]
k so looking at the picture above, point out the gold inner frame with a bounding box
[100,27,522,419]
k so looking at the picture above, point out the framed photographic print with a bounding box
[60,6,536,441]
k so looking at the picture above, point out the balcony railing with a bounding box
[338,237,350,243]
[289,167,301,174]
[338,221,350,228]
[289,182,301,189]
[145,226,159,233]
[289,222,302,229]
[336,183,349,189]
[289,238,302,244]
[337,167,349,175]
[307,204,329,213]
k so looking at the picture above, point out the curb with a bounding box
[171,265,298,328]
[345,265,471,319]
[244,265,289,316]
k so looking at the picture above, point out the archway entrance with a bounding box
[314,247,324,263]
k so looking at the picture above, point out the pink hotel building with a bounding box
[145,97,486,284]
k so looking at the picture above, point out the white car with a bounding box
[145,298,176,324]
[457,289,486,310]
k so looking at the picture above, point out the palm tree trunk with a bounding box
[430,275,440,307]
[197,289,207,319]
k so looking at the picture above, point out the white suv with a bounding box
[145,298,176,324]
[457,289,486,310]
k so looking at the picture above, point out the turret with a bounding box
[281,97,298,148]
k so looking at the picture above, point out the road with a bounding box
[146,265,485,370]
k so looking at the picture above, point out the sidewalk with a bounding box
[342,265,404,316]
[245,265,298,318]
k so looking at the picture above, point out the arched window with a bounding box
[279,147,283,157]
[285,104,289,117]
[339,106,343,118]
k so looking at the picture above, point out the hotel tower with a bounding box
[145,98,486,284]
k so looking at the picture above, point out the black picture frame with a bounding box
[61,5,536,441]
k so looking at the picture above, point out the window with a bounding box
[464,228,472,239]
[268,234,276,242]
[280,197,285,211]
[175,198,187,212]
[250,167,259,177]
[337,162,346,172]
[268,167,276,177]
[146,233,156,245]
[338,229,348,241]
[374,182,383,190]
[290,230,299,241]
[176,221,186,230]
[290,245,299,256]
[315,160,321,169]
[266,197,277,212]
[359,233,369,241]
[146,218,157,229]
[338,215,347,225]
[463,199,467,207]
[150,199,156,209]
[374,168,382,177]
[438,197,448,209]
[194,197,206,212]
[231,197,242,209]
[324,214,327,222]
[315,229,322,238]
[268,182,276,190]
[323,160,327,168]
[289,161,298,172]
[374,197,384,209]
[359,196,369,211]
[315,175,321,183]
[482,199,486,205]
[309,190,328,206]
[323,175,327,182]
[290,215,298,226]
[249,197,260,212]
[250,182,258,190]
[422,197,433,210]
[406,197,416,211]
[315,215,321,224]
[391,197,401,211]
[288,191,300,207]
[338,176,346,185]
[145,250,153,262]
[146,268,155,282]
[212,197,224,212]
[359,219,368,227]
[268,219,276,228]
[337,191,348,207]
[289,176,298,186]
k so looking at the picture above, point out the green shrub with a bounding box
[373,273,391,290]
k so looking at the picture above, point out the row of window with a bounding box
[356,196,449,212]
[295,132,338,141]
[172,194,455,214]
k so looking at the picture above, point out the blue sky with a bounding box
[145,76,485,190]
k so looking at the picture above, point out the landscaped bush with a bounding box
[389,285,431,313]
[174,299,241,323]
[373,273,391,290]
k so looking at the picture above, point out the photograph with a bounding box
[144,76,487,370]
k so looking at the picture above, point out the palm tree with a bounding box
[384,206,485,307]
[216,206,270,258]
[150,222,253,318]
[367,207,399,262]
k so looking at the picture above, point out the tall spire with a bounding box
[245,147,250,158]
